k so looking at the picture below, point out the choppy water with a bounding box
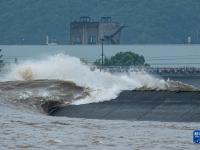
[0,81,199,149]
[1,103,199,150]
[0,54,200,149]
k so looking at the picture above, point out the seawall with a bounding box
[50,90,200,122]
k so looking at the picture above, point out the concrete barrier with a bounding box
[51,90,200,122]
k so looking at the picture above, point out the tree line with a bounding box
[95,51,149,67]
[0,0,200,44]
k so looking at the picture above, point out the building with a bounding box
[70,16,124,45]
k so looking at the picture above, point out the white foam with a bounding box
[3,54,167,104]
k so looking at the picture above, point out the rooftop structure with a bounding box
[70,16,124,45]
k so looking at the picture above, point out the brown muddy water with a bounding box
[0,79,200,150]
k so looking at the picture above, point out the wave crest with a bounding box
[1,54,171,104]
[0,79,89,113]
[18,67,34,80]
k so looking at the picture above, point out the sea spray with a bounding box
[2,54,167,104]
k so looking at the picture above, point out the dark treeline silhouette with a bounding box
[0,0,200,44]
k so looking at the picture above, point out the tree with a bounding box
[95,51,149,66]
[0,0,200,44]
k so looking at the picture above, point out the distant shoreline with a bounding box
[1,43,200,46]
[1,45,200,68]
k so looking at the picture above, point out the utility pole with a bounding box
[101,38,104,72]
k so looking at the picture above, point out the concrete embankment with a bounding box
[51,91,200,122]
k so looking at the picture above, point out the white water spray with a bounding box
[3,54,167,104]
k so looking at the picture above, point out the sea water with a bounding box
[0,45,200,150]
[1,44,200,67]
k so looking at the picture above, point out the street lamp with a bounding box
[101,38,104,72]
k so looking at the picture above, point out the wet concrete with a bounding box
[51,91,200,122]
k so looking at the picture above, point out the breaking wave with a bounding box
[0,79,89,114]
[1,54,168,105]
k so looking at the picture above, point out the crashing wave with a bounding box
[0,79,197,115]
[136,79,198,91]
[1,54,169,104]
[0,54,198,112]
[0,80,89,114]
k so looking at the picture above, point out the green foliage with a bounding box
[0,0,200,44]
[95,51,149,66]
